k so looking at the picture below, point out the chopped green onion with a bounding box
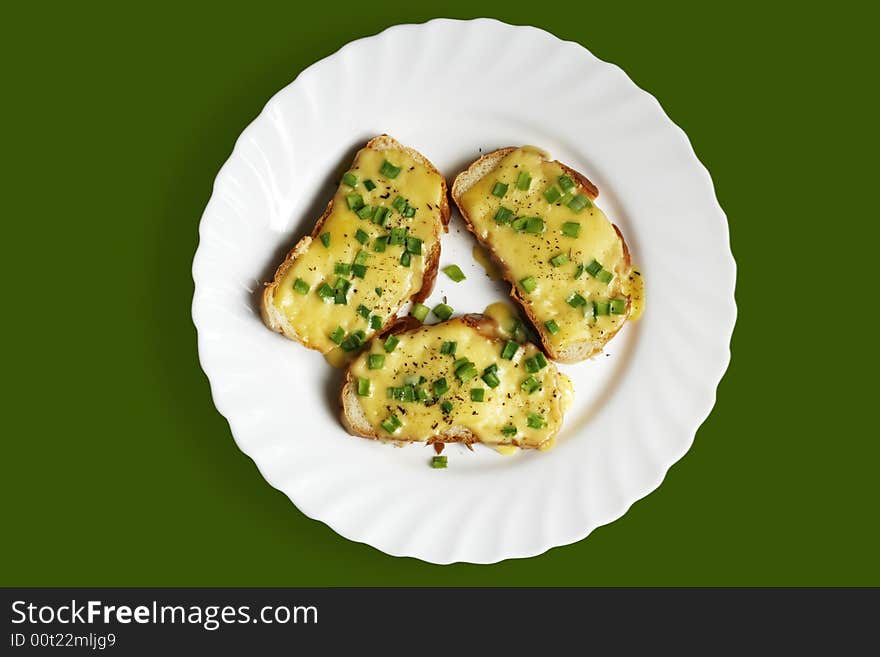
[354,250,369,265]
[574,263,585,279]
[356,205,374,220]
[524,217,545,234]
[340,330,366,352]
[317,283,334,301]
[373,206,390,226]
[511,217,527,231]
[494,206,513,224]
[373,236,387,253]
[519,276,537,293]
[368,353,385,370]
[333,277,350,292]
[342,172,358,187]
[406,236,423,255]
[411,303,429,322]
[383,335,400,352]
[440,341,457,355]
[455,362,478,382]
[334,262,351,275]
[527,413,546,429]
[596,269,613,284]
[363,178,376,191]
[399,251,411,267]
[595,300,610,316]
[543,186,562,203]
[561,222,581,238]
[392,196,407,212]
[380,413,402,433]
[433,377,449,396]
[440,400,453,414]
[357,377,371,396]
[355,229,369,244]
[524,353,548,373]
[319,232,331,248]
[470,388,485,402]
[357,304,371,320]
[501,340,519,360]
[550,253,569,267]
[558,174,575,191]
[501,424,517,437]
[610,297,627,315]
[351,264,367,279]
[380,160,401,179]
[544,319,560,334]
[389,227,407,245]
[516,171,532,190]
[374,287,383,296]
[346,193,365,210]
[293,278,309,295]
[431,455,447,469]
[452,357,469,369]
[568,193,592,212]
[404,205,416,218]
[567,292,587,308]
[416,387,428,402]
[442,265,466,282]
[482,370,500,388]
[584,300,596,320]
[521,376,541,394]
[484,363,498,374]
[432,304,453,321]
[370,315,382,330]
[329,326,344,344]
[492,182,509,197]
[586,259,603,276]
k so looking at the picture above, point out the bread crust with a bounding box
[339,314,564,448]
[261,135,450,350]
[451,148,631,363]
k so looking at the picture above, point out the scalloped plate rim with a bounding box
[191,17,737,565]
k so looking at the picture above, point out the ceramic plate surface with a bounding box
[192,18,736,564]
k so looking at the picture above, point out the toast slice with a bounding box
[452,146,639,363]
[340,314,573,450]
[262,135,450,357]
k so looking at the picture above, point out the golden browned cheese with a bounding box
[348,317,573,449]
[271,147,445,354]
[459,147,637,355]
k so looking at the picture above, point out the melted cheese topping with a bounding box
[273,147,444,354]
[459,148,637,355]
[349,318,573,448]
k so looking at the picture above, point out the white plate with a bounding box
[192,18,736,564]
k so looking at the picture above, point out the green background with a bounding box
[3,1,875,585]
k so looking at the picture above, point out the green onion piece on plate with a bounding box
[442,264,466,282]
[410,303,429,322]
